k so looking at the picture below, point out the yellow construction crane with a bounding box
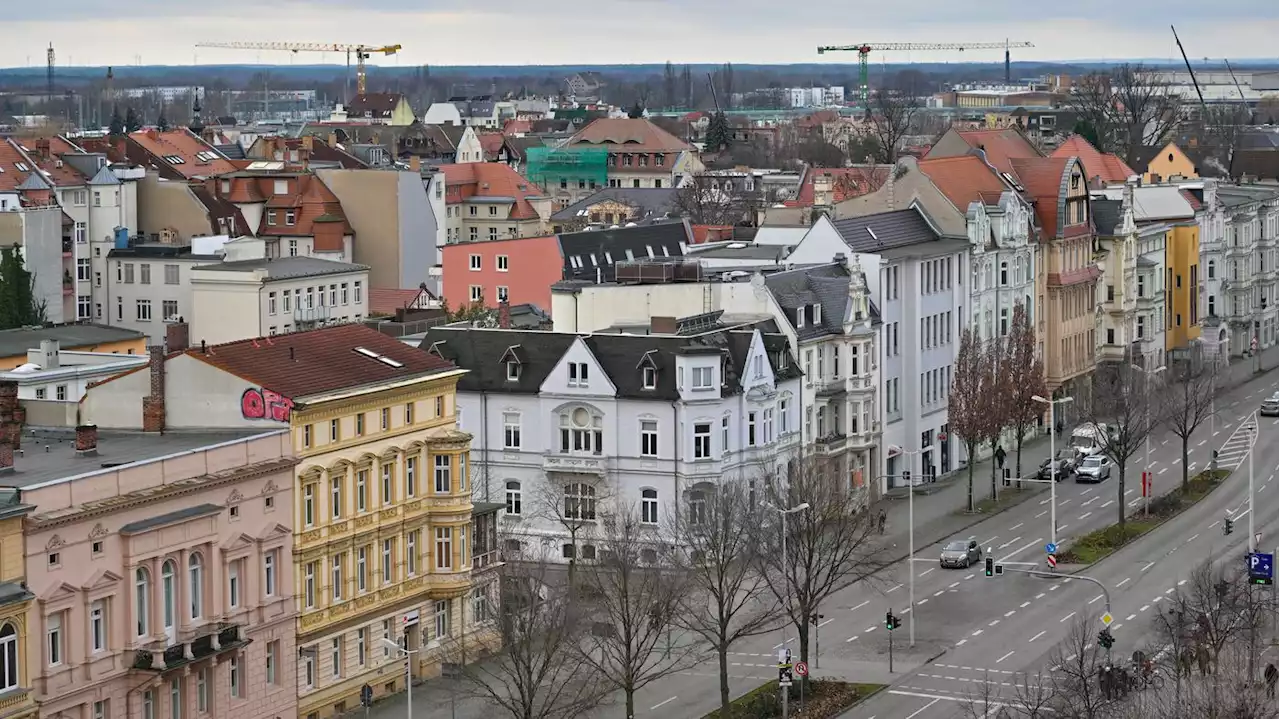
[816,41,1035,108]
[194,41,402,95]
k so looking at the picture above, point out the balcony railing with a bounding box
[131,623,245,673]
[543,453,610,475]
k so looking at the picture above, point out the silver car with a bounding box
[1262,392,1279,417]
[940,539,981,569]
[1075,455,1112,483]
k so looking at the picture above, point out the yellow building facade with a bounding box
[1141,142,1199,183]
[0,490,36,719]
[1166,223,1203,351]
[290,371,478,719]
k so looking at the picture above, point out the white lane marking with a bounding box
[851,600,870,611]
[1100,500,1114,509]
[919,598,930,605]
[887,584,903,593]
[1117,577,1131,587]
[1142,562,1155,572]
[1059,524,1069,532]
[1125,489,1134,496]
[997,536,1022,551]
[1178,579,1188,586]
[1035,593,1046,599]
[1126,614,1137,621]
[980,536,1000,548]
[1159,467,1168,474]
[818,618,835,628]
[1140,605,1150,612]
[1060,611,1076,623]
[956,639,967,646]
[1079,511,1092,520]
[773,638,795,648]
[1020,601,1031,608]
[1004,610,1016,618]
[845,634,859,643]
[902,698,942,719]
[918,568,935,578]
[1009,522,1024,531]
[949,582,960,589]
[1187,533,1200,542]
[1089,594,1103,604]
[972,629,984,636]
[1198,439,1207,446]
[864,626,876,633]
[999,537,1044,563]
[650,697,678,711]
[1082,496,1099,507]
[933,590,944,597]
[989,619,1001,627]
[997,650,1015,663]
[1165,588,1175,594]
[1035,510,1047,518]
[1029,630,1046,642]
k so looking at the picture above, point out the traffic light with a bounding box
[1097,628,1114,650]
[985,556,994,577]
[885,611,901,630]
[1224,517,1234,536]
[809,613,825,625]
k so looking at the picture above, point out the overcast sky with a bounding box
[4,0,1277,68]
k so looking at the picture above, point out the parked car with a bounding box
[1038,450,1078,481]
[1262,392,1279,417]
[1075,455,1112,483]
[940,539,981,569]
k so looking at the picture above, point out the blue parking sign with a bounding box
[1247,553,1273,584]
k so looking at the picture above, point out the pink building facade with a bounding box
[23,428,299,719]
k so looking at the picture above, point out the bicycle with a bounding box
[1132,663,1165,691]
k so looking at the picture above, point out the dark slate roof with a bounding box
[550,187,679,221]
[1091,199,1123,236]
[0,323,145,358]
[557,220,690,282]
[120,504,223,535]
[504,136,546,163]
[422,329,577,394]
[764,263,851,340]
[828,208,940,252]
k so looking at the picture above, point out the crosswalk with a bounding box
[1214,413,1259,472]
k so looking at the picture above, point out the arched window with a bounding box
[559,407,603,455]
[188,554,203,620]
[161,560,176,635]
[0,623,17,690]
[504,481,522,516]
[563,483,596,520]
[135,567,150,637]
[640,489,659,525]
[687,489,707,525]
[1206,259,1216,279]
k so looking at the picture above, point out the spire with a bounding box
[189,90,204,136]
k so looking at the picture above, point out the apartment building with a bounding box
[1208,183,1279,356]
[1092,185,1170,367]
[437,163,552,244]
[0,388,36,719]
[20,375,298,719]
[563,118,702,191]
[422,322,801,556]
[104,242,221,342]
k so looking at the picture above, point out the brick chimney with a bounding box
[75,424,98,457]
[301,135,314,152]
[142,346,166,433]
[0,442,11,475]
[165,320,190,352]
[0,381,20,451]
[408,155,421,173]
[498,300,511,329]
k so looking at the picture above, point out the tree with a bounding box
[671,174,754,226]
[1162,354,1218,495]
[1003,303,1048,484]
[867,89,919,164]
[671,481,781,718]
[156,107,170,132]
[108,105,124,137]
[1086,361,1164,531]
[445,557,606,719]
[0,248,45,330]
[575,510,696,719]
[1070,119,1101,150]
[533,478,607,590]
[704,111,731,153]
[663,61,678,110]
[1043,617,1110,719]
[1196,104,1252,179]
[756,454,888,690]
[440,298,496,327]
[982,339,1012,501]
[794,139,846,168]
[949,328,993,512]
[124,106,142,132]
[1065,64,1181,166]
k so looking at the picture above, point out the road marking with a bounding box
[1079,511,1092,520]
[772,638,795,648]
[845,634,859,643]
[850,600,870,611]
[1187,533,1200,542]
[1020,601,1031,608]
[1198,439,1207,446]
[1082,496,1099,507]
[1165,588,1174,594]
[1100,500,1114,509]
[956,639,967,646]
[918,567,935,578]
[1159,467,1168,474]
[864,626,876,633]
[1040,498,1050,505]
[1090,594,1104,604]
[1060,611,1076,623]
[887,584,902,593]
[1009,522,1024,531]
[989,619,1001,626]
[980,536,999,547]
[934,590,944,597]
[997,536,1022,550]
[948,581,960,589]
[965,574,976,580]
[1029,630,1046,642]
[972,629,984,636]
[1126,614,1137,621]
[997,650,1015,663]
[1059,524,1069,532]
[999,537,1044,563]
[1125,489,1134,496]
[1036,593,1046,599]
[1140,605,1150,612]
[902,697,942,719]
[1117,577,1131,587]
[1178,579,1188,586]
[818,618,835,628]
[1142,561,1155,572]
[1004,610,1016,618]
[650,697,678,711]
[1035,510,1047,518]
[919,598,930,605]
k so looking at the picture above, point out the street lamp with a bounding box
[1130,363,1166,516]
[1032,395,1074,548]
[380,637,420,719]
[764,501,810,655]
[896,447,922,648]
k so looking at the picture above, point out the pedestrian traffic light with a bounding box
[1097,628,1114,650]
[810,613,825,625]
[985,556,994,577]
[885,611,901,630]
[1224,517,1234,536]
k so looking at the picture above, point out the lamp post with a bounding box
[380,637,421,719]
[1032,395,1074,548]
[1246,415,1259,553]
[898,448,922,648]
[1130,363,1166,516]
[764,501,811,654]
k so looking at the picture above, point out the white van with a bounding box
[1070,423,1112,457]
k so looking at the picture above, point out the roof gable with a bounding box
[1051,135,1137,185]
[540,336,617,397]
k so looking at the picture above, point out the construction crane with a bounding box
[816,41,1035,109]
[194,41,402,97]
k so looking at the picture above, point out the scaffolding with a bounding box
[525,147,609,192]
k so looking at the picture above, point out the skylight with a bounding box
[377,356,404,368]
[13,163,28,172]
[353,346,405,369]
[354,347,380,358]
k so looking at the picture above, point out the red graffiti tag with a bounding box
[241,387,293,422]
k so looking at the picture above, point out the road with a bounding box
[365,369,1277,719]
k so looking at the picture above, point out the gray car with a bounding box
[940,539,981,569]
[1262,392,1279,417]
[1075,455,1112,483]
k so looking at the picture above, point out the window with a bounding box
[506,361,520,381]
[357,469,369,512]
[170,679,181,719]
[641,489,659,524]
[779,397,791,433]
[188,554,203,619]
[357,547,368,592]
[407,531,418,576]
[230,656,241,698]
[356,628,367,667]
[382,539,395,585]
[303,483,315,525]
[496,286,509,303]
[640,420,659,457]
[489,228,499,241]
[332,554,344,601]
[559,407,602,455]
[691,366,713,390]
[406,456,417,497]
[382,620,393,659]
[331,637,342,678]
[302,425,312,449]
[304,560,317,609]
[136,299,152,321]
[165,264,179,285]
[77,257,91,281]
[435,600,451,639]
[46,613,62,666]
[56,385,66,401]
[503,413,522,449]
[505,481,522,515]
[567,362,589,387]
[135,567,150,637]
[90,600,106,652]
[496,255,509,271]
[228,559,241,609]
[693,422,712,458]
[140,264,151,285]
[381,464,393,504]
[143,691,154,719]
[472,588,489,624]
[434,455,452,493]
[436,527,453,569]
[469,254,482,271]
[302,653,315,689]
[563,483,597,520]
[380,407,390,430]
[123,263,134,283]
[354,280,364,304]
[642,365,656,389]
[162,300,178,320]
[266,640,278,685]
[263,551,276,596]
[746,411,758,446]
[687,490,707,525]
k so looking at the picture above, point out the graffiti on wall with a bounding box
[241,387,294,422]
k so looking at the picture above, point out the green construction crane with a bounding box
[816,40,1035,109]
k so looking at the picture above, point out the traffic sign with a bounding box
[1100,612,1114,627]
[794,661,809,677]
[1248,552,1274,585]
[1045,543,1058,555]
[1046,554,1057,569]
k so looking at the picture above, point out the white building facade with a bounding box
[1202,182,1279,357]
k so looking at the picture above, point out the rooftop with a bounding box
[0,324,146,359]
[192,256,369,281]
[437,162,546,220]
[550,187,678,221]
[1051,135,1136,185]
[828,207,942,253]
[4,428,266,488]
[127,128,238,179]
[917,155,1010,211]
[793,165,892,206]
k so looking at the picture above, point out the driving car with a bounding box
[1262,392,1279,417]
[1075,454,1112,483]
[940,539,981,569]
[1038,449,1079,481]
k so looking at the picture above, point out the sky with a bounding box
[3,0,1277,68]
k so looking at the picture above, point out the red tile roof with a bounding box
[1179,189,1202,211]
[437,162,545,221]
[475,132,507,159]
[690,225,735,244]
[214,173,352,243]
[345,93,406,118]
[128,128,238,179]
[0,139,38,192]
[792,165,892,206]
[1009,156,1072,238]
[1051,135,1136,184]
[189,323,456,400]
[369,287,433,317]
[502,119,533,136]
[567,117,694,156]
[13,136,89,188]
[918,156,1010,211]
[946,128,1041,173]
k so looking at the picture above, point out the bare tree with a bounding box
[1196,104,1253,179]
[1044,617,1111,719]
[575,510,697,719]
[444,557,606,719]
[671,174,754,226]
[950,328,994,512]
[983,339,1013,501]
[756,454,888,689]
[534,479,609,588]
[670,480,781,718]
[1162,355,1218,495]
[1066,64,1182,166]
[1004,303,1048,483]
[960,669,1055,719]
[867,89,919,164]
[1086,361,1163,530]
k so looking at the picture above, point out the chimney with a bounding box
[833,252,848,267]
[650,316,678,334]
[38,339,59,369]
[0,442,11,475]
[146,128,159,141]
[498,299,511,329]
[141,345,166,433]
[327,131,338,148]
[165,320,190,352]
[301,135,314,151]
[408,155,421,173]
[0,381,19,452]
[75,424,98,457]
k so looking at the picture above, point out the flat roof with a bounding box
[0,324,146,359]
[8,428,270,488]
[192,256,369,281]
[689,244,788,260]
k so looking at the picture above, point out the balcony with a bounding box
[1259,234,1278,249]
[131,623,246,673]
[1226,243,1251,259]
[814,433,847,454]
[813,377,846,398]
[543,452,610,476]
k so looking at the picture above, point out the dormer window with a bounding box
[568,362,589,387]
[691,366,713,390]
[500,345,523,382]
[642,366,656,389]
[813,304,822,324]
[506,362,520,381]
[796,308,805,328]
